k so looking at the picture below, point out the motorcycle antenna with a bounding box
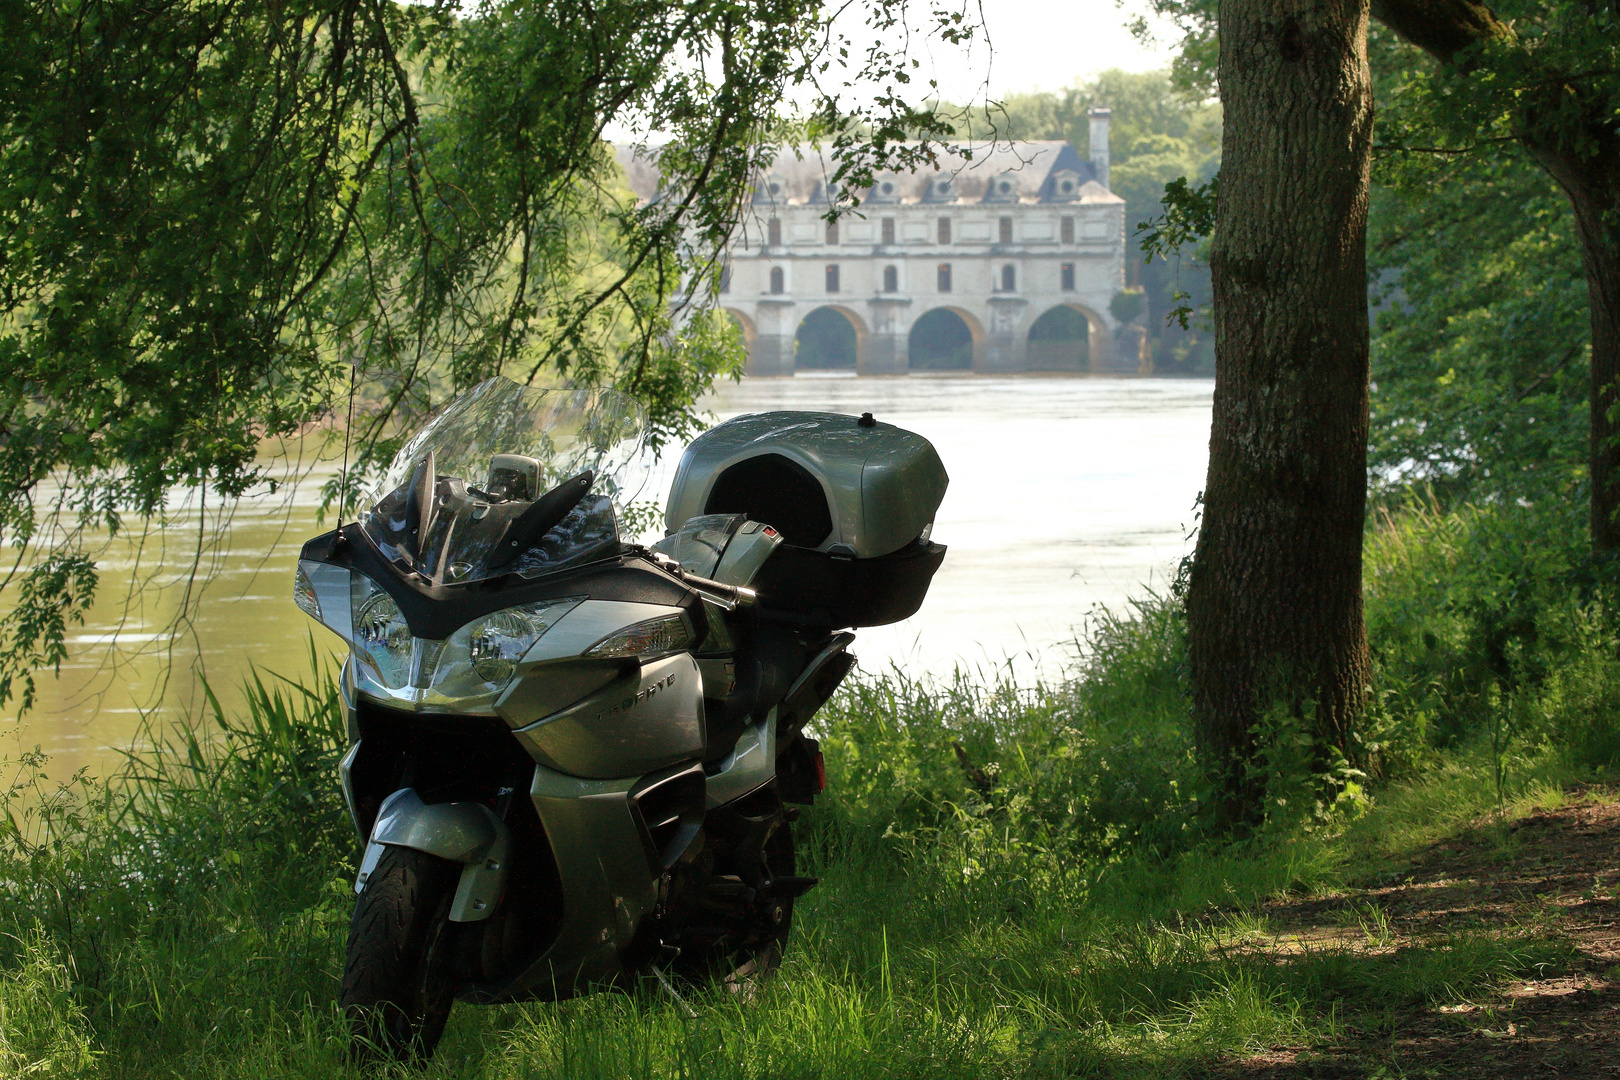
[337,363,357,547]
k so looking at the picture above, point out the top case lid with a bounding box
[664,411,948,560]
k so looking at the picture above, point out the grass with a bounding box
[0,676,1601,1078]
[3,494,1619,1077]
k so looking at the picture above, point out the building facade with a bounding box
[702,115,1127,376]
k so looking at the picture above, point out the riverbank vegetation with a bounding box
[5,487,1617,1078]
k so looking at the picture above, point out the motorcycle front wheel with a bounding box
[340,846,460,1062]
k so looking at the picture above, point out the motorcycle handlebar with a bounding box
[641,549,758,610]
[680,572,758,610]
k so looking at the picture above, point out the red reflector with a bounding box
[764,526,778,538]
[813,750,826,792]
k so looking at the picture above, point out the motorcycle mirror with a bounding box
[406,449,437,561]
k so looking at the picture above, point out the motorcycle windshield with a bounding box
[360,377,650,586]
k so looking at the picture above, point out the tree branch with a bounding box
[1370,0,1510,65]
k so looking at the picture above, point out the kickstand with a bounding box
[650,963,699,1021]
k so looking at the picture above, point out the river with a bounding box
[4,374,1213,779]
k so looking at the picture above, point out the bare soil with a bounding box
[1219,787,1620,1078]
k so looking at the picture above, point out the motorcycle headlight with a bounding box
[431,597,583,698]
[351,578,413,689]
[584,613,693,660]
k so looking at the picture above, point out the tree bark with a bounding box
[1527,133,1620,550]
[1189,0,1374,827]
[1372,0,1620,551]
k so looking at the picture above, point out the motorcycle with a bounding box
[293,376,947,1059]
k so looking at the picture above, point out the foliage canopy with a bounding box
[0,0,977,713]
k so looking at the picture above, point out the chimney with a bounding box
[1088,106,1111,190]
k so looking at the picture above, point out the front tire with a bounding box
[341,846,460,1062]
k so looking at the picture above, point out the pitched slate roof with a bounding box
[614,142,1121,207]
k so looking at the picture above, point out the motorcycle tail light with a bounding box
[293,565,322,622]
[584,614,692,660]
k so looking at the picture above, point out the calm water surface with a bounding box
[6,375,1212,778]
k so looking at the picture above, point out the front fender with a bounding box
[355,788,511,923]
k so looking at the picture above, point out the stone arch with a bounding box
[795,305,868,371]
[1026,302,1108,372]
[723,308,758,360]
[908,306,986,371]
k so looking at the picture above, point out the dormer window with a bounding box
[923,175,956,203]
[984,172,1019,203]
[754,174,787,204]
[1048,169,1082,202]
[870,178,901,204]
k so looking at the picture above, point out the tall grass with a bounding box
[0,494,1615,1077]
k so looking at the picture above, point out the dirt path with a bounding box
[1222,789,1620,1078]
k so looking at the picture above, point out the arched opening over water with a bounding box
[795,306,864,370]
[723,309,757,365]
[908,307,980,371]
[1026,304,1098,371]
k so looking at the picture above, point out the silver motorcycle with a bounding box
[293,376,947,1059]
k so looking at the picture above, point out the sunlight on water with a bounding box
[5,374,1211,778]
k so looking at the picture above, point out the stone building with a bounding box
[623,110,1128,376]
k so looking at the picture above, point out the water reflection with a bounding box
[5,374,1211,778]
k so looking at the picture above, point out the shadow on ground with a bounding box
[1216,790,1620,1078]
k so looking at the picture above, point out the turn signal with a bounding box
[584,614,693,660]
[292,565,322,621]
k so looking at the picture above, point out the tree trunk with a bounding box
[1520,138,1620,551]
[1189,0,1374,828]
[1370,0,1620,551]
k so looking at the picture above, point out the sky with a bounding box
[886,0,1182,103]
[604,1,1182,142]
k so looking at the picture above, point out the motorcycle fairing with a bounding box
[704,708,777,808]
[300,524,700,642]
[509,653,705,779]
[467,763,662,1002]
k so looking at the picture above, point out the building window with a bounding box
[937,263,952,292]
[770,266,784,294]
[883,265,898,292]
[768,217,781,246]
[825,264,840,293]
[881,217,896,246]
[1061,216,1075,244]
[1061,262,1075,291]
[825,219,840,245]
[937,217,952,244]
[1000,264,1016,292]
[998,216,1013,245]
[719,264,731,294]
